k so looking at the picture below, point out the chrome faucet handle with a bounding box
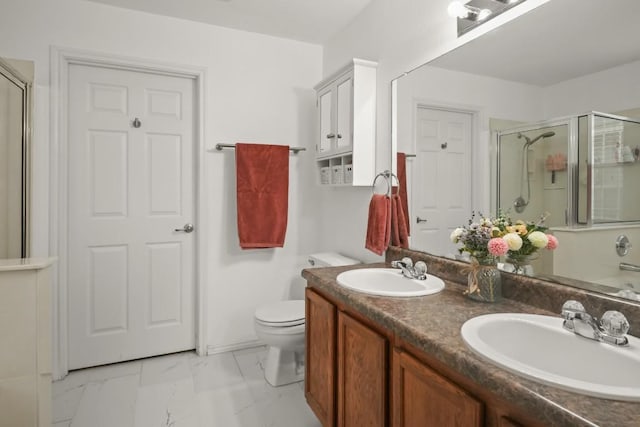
[600,310,630,346]
[413,261,427,280]
[391,257,413,268]
[414,261,427,275]
[561,300,586,320]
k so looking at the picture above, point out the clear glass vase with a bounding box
[465,256,502,303]
[505,253,537,276]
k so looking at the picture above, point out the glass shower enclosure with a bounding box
[496,112,640,228]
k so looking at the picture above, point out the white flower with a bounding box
[503,232,523,250]
[450,227,464,243]
[480,218,493,227]
[527,231,549,248]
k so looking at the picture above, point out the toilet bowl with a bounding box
[254,252,360,387]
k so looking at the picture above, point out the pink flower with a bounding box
[546,234,559,250]
[488,237,509,256]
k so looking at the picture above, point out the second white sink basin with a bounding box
[336,268,445,297]
[461,313,640,401]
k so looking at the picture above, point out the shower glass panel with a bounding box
[0,62,29,259]
[497,123,570,228]
[577,113,640,225]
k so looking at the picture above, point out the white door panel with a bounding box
[68,64,195,370]
[412,107,472,257]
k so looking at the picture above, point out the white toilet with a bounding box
[254,252,360,387]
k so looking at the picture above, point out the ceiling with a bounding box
[85,0,373,44]
[430,0,640,86]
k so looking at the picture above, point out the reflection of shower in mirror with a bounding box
[513,131,556,213]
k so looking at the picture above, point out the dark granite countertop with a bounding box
[302,250,640,427]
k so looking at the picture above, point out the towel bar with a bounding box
[213,143,306,154]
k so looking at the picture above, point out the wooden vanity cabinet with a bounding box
[392,349,483,427]
[305,286,541,427]
[337,312,387,426]
[305,288,337,426]
[306,288,388,427]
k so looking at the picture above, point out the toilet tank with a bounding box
[308,252,360,267]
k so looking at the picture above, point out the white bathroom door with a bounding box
[67,64,196,370]
[411,107,472,257]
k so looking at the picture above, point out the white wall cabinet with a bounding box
[314,59,377,186]
[0,258,55,427]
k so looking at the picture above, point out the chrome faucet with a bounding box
[620,262,640,272]
[390,257,428,280]
[561,300,630,346]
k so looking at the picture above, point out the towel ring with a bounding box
[372,170,400,197]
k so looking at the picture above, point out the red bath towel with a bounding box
[391,194,409,249]
[235,143,289,249]
[365,194,391,256]
[396,152,410,235]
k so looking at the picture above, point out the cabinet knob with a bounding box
[326,133,336,139]
[337,134,342,139]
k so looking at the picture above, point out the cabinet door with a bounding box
[318,87,334,156]
[337,312,387,427]
[305,289,337,426]
[392,349,483,427]
[335,75,353,153]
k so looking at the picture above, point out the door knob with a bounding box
[416,217,427,223]
[175,223,194,233]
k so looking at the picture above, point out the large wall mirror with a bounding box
[392,0,640,301]
[0,57,33,259]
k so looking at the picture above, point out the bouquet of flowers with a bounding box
[450,211,558,263]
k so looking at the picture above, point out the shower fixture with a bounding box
[513,131,556,213]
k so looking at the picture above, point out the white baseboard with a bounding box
[207,339,264,355]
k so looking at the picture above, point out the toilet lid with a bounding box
[255,300,305,324]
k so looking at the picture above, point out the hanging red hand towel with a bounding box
[235,143,289,249]
[365,194,391,255]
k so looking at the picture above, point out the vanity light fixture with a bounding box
[448,1,492,21]
[450,0,528,36]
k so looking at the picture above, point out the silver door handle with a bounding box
[175,223,194,233]
[416,217,427,224]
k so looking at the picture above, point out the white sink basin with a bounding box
[461,313,640,401]
[336,268,445,297]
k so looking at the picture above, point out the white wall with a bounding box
[553,226,640,284]
[0,0,323,353]
[543,60,640,118]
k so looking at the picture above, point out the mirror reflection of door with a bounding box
[411,106,472,257]
[0,59,31,259]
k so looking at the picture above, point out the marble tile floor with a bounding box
[52,346,322,427]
